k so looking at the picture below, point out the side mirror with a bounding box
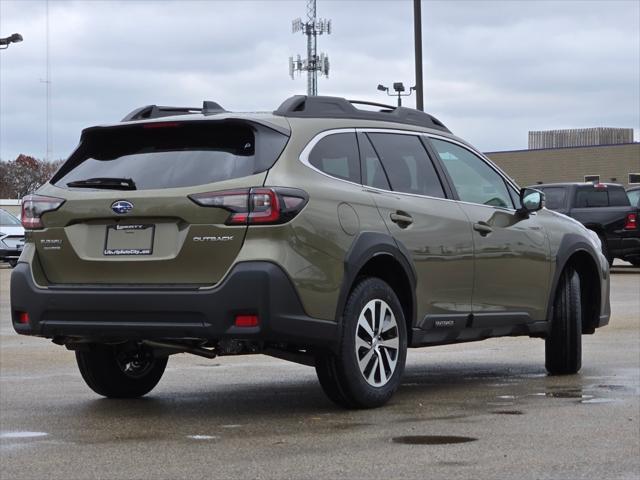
[517,188,544,217]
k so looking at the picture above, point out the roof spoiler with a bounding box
[121,101,227,122]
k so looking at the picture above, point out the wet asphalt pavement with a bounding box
[0,263,638,480]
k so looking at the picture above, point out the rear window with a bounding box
[575,188,609,207]
[540,187,567,210]
[53,121,288,190]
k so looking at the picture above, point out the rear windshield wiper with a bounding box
[66,177,137,190]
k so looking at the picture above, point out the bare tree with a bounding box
[0,155,64,199]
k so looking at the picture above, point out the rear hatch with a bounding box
[33,118,288,285]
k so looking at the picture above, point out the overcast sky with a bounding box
[0,0,638,161]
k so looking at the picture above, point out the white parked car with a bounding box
[0,208,25,268]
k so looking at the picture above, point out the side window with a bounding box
[539,187,567,210]
[608,187,631,207]
[308,132,361,183]
[430,138,514,209]
[367,133,445,198]
[508,186,521,208]
[575,188,608,207]
[358,134,391,190]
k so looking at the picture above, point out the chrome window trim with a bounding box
[297,127,522,213]
[298,128,362,188]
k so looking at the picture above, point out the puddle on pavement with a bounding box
[580,398,615,404]
[595,384,626,391]
[0,431,48,439]
[392,435,477,445]
[186,435,219,441]
[545,391,594,399]
[491,410,524,415]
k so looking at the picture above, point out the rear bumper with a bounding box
[10,261,337,348]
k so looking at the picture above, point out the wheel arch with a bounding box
[548,235,604,335]
[336,232,417,344]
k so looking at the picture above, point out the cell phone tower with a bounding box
[289,0,331,96]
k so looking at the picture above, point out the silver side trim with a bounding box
[296,127,522,213]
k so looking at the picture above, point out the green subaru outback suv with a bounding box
[11,96,610,408]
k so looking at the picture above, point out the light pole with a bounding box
[0,33,23,50]
[377,83,416,107]
[413,0,424,111]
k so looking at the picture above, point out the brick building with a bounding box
[486,128,640,188]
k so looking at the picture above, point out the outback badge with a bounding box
[111,200,133,215]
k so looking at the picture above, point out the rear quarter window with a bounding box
[307,132,361,183]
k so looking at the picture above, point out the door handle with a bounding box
[473,222,493,236]
[390,211,414,227]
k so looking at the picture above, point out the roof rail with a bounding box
[273,95,450,133]
[121,101,226,122]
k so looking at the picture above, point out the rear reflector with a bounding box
[234,315,259,327]
[624,213,637,230]
[17,312,29,324]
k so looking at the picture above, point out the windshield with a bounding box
[53,121,288,190]
[0,209,21,226]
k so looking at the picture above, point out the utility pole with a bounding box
[289,0,331,96]
[413,0,424,111]
[45,0,52,161]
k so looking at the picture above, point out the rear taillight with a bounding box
[21,195,65,229]
[624,213,638,230]
[189,187,308,226]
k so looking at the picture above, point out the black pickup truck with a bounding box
[532,182,640,266]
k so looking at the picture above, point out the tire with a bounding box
[76,344,167,398]
[629,259,640,267]
[315,277,407,409]
[545,268,582,375]
[597,234,613,267]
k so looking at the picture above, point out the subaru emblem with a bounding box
[111,200,133,215]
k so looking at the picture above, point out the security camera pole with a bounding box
[377,83,416,107]
[0,33,23,50]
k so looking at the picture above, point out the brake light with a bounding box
[594,183,607,189]
[21,195,65,229]
[17,312,29,324]
[624,213,637,230]
[189,187,308,225]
